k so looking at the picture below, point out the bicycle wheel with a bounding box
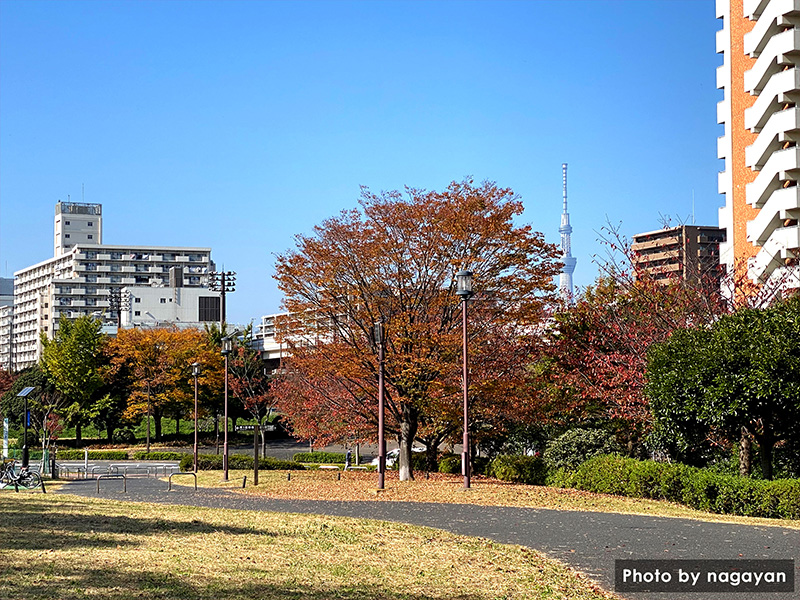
[20,471,42,489]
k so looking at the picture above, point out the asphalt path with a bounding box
[55,475,799,600]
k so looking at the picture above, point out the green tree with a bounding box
[646,297,800,479]
[40,315,105,443]
[0,366,64,459]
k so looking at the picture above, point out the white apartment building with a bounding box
[253,312,288,362]
[8,201,219,369]
[717,0,800,294]
[0,278,13,370]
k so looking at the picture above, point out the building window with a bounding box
[65,221,70,225]
[160,298,166,304]
[134,311,141,316]
[65,234,71,239]
[134,297,141,303]
[88,235,93,240]
[88,221,93,226]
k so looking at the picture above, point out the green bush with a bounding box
[562,455,800,520]
[545,467,575,488]
[489,455,548,485]
[56,449,129,460]
[112,429,136,444]
[181,453,306,472]
[132,451,186,461]
[293,451,346,464]
[438,455,461,474]
[543,428,620,471]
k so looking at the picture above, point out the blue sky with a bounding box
[1,0,721,325]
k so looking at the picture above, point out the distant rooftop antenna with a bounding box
[558,163,577,302]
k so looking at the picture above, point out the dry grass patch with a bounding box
[185,470,800,530]
[0,493,619,600]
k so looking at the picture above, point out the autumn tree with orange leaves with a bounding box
[104,327,222,444]
[273,179,561,480]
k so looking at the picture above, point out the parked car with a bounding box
[370,446,424,467]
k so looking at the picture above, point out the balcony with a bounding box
[744,28,800,95]
[748,185,800,244]
[745,68,800,133]
[744,0,800,57]
[749,224,800,281]
[744,0,773,19]
[746,146,800,207]
[746,108,800,170]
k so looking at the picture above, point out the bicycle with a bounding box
[0,459,42,490]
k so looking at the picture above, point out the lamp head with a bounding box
[455,270,474,299]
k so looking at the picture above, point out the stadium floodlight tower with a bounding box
[558,163,577,302]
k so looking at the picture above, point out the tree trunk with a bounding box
[75,422,82,444]
[175,416,180,438]
[397,403,419,481]
[424,443,438,472]
[739,427,751,477]
[154,408,162,441]
[755,431,775,480]
[107,423,114,443]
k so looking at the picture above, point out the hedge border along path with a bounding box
[55,476,800,600]
[549,455,800,520]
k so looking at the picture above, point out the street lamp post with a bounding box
[221,336,232,481]
[455,270,474,489]
[374,321,386,490]
[192,362,201,473]
[146,386,152,454]
[17,387,35,468]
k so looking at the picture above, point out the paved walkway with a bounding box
[56,476,799,600]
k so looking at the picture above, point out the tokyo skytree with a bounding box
[559,163,577,302]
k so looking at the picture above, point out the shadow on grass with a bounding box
[0,496,278,552]
[0,564,485,600]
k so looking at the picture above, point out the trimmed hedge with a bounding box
[556,455,800,520]
[489,455,548,485]
[293,451,347,464]
[180,453,306,472]
[132,451,186,461]
[56,449,129,460]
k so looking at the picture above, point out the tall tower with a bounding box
[559,163,577,301]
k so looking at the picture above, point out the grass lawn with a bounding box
[187,469,800,529]
[0,491,619,600]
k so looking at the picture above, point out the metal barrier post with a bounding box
[168,472,197,491]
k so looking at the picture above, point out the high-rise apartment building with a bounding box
[717,0,800,295]
[631,225,727,285]
[7,202,220,369]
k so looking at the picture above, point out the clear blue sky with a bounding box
[0,0,721,325]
